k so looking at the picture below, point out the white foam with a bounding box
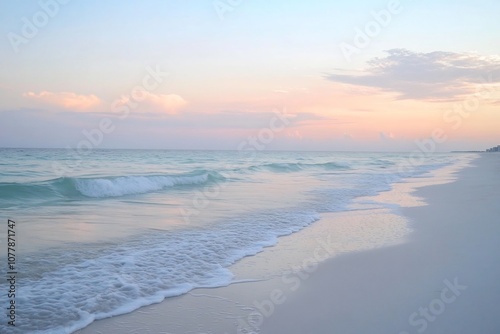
[3,209,320,333]
[74,174,211,198]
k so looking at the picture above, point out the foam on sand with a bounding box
[262,154,500,333]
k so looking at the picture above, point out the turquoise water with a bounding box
[0,148,470,333]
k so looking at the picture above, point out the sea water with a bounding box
[0,148,473,333]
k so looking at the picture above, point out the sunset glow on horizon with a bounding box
[1,0,499,151]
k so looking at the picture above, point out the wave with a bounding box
[251,161,351,173]
[0,160,349,205]
[367,159,397,169]
[74,172,223,198]
[0,171,225,203]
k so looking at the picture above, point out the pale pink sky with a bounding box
[1,1,499,151]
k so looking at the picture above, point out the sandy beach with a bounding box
[74,153,500,334]
[3,2,500,333]
[262,153,500,334]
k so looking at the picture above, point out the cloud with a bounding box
[160,110,325,129]
[24,91,101,110]
[343,133,353,140]
[75,108,327,130]
[116,92,187,114]
[326,49,500,100]
[379,131,395,141]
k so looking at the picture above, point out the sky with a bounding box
[0,0,499,151]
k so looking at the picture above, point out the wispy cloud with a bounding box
[24,91,101,111]
[273,89,290,94]
[116,92,187,114]
[379,131,395,141]
[326,49,500,101]
[157,110,326,129]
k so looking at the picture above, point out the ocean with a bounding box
[0,148,473,333]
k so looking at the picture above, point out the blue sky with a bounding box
[0,0,499,150]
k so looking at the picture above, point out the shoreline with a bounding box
[74,154,495,334]
[262,153,500,333]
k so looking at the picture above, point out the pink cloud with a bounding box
[117,92,187,114]
[24,91,101,111]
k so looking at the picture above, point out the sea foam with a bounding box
[7,210,320,333]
